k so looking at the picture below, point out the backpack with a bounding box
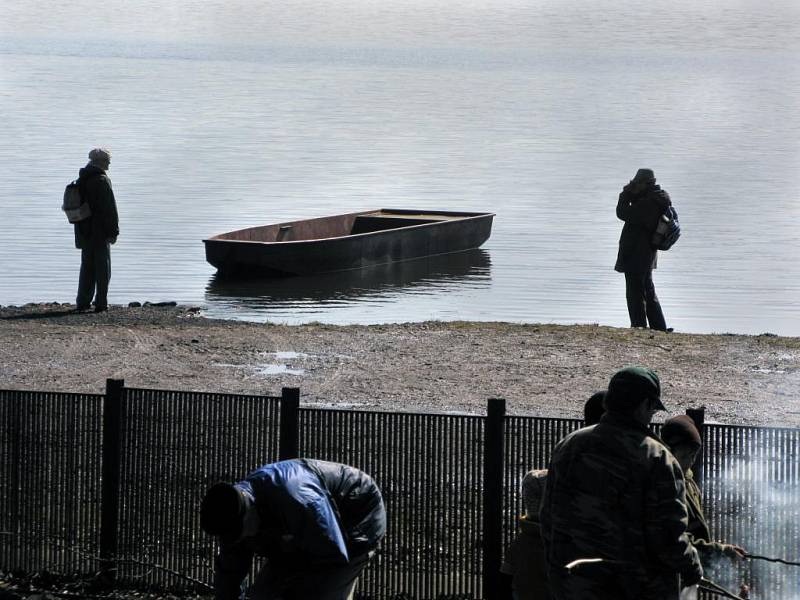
[651,205,680,251]
[62,179,92,223]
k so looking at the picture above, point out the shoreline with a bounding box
[1,303,799,427]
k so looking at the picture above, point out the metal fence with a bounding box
[2,383,800,599]
[0,389,104,574]
[699,424,800,598]
[298,407,486,599]
[114,386,283,586]
[502,415,582,554]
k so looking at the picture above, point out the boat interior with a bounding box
[209,209,486,243]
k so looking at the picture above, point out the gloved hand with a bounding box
[722,544,746,559]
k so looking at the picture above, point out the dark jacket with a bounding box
[74,164,119,249]
[540,413,702,599]
[614,182,671,273]
[684,470,729,562]
[214,459,386,600]
[501,515,551,599]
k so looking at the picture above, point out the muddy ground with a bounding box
[2,303,799,426]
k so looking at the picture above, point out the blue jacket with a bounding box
[214,459,386,600]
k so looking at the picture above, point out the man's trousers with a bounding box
[250,551,373,600]
[624,270,667,331]
[76,242,111,310]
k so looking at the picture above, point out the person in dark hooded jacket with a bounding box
[200,458,386,600]
[614,168,671,331]
[74,147,119,312]
[661,416,746,565]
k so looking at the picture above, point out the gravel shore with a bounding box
[2,303,799,426]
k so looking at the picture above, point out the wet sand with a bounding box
[1,303,799,426]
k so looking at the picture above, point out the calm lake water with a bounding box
[2,0,799,334]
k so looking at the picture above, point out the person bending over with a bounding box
[200,459,386,600]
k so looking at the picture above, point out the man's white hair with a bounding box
[88,147,112,164]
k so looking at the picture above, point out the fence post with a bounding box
[483,398,506,600]
[279,387,300,460]
[686,407,706,486]
[100,378,124,582]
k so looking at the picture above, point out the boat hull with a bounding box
[204,209,493,276]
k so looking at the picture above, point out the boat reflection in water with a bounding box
[204,249,492,323]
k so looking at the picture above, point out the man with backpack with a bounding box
[73,147,119,313]
[614,168,676,332]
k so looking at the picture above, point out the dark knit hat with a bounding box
[200,482,247,543]
[632,168,655,183]
[605,366,666,413]
[661,415,702,449]
[584,390,606,426]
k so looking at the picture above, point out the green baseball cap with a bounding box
[605,366,666,413]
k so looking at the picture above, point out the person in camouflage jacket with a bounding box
[540,367,702,599]
[661,416,746,564]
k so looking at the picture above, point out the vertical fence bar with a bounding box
[100,378,124,581]
[8,392,22,569]
[483,398,506,600]
[279,387,300,460]
[686,407,706,486]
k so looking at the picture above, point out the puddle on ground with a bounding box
[255,364,305,376]
[258,351,311,375]
[213,362,305,377]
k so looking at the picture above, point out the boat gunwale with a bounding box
[202,209,495,246]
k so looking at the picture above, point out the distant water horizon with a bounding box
[2,0,799,336]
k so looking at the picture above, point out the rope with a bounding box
[745,552,800,567]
